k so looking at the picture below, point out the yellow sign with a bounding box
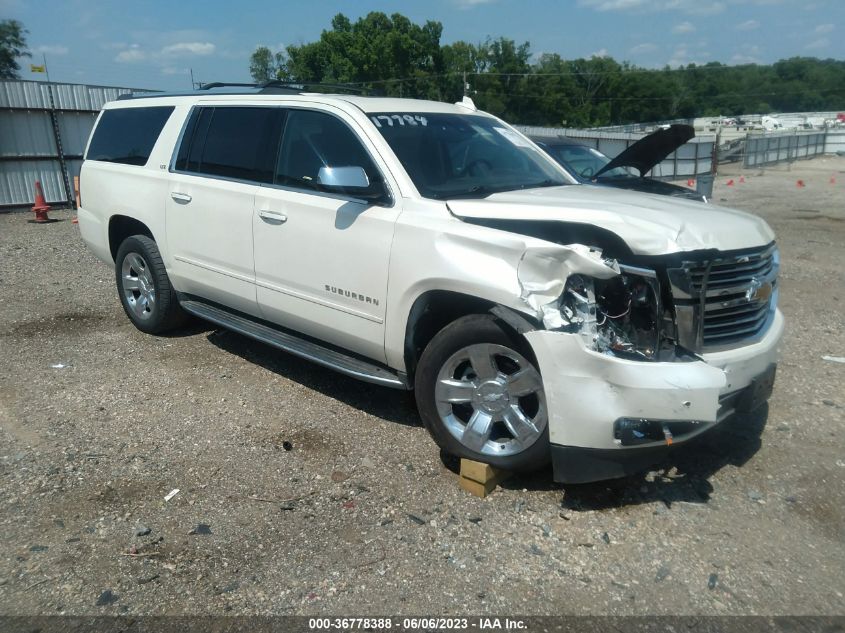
[30,64,46,73]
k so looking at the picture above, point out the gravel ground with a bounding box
[0,156,843,616]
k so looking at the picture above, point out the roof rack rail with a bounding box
[261,81,377,96]
[197,82,260,91]
[196,80,378,96]
[114,81,383,101]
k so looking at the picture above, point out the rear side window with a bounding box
[86,106,174,166]
[174,106,283,183]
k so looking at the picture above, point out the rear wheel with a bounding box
[414,314,549,472]
[115,235,186,334]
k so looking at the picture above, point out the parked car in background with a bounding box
[532,124,706,202]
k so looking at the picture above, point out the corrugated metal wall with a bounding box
[825,130,845,155]
[0,79,155,209]
[743,130,828,168]
[514,125,717,179]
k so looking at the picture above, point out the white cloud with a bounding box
[455,0,496,7]
[114,39,216,66]
[34,45,69,56]
[666,44,708,67]
[731,45,761,64]
[679,1,725,15]
[672,21,695,34]
[630,42,658,54]
[590,48,610,58]
[736,20,760,31]
[577,0,725,15]
[160,42,216,57]
[115,46,145,63]
[161,66,187,76]
[578,0,647,9]
[815,24,834,34]
[805,38,829,50]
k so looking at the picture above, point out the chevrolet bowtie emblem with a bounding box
[745,277,773,302]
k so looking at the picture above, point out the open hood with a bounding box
[446,184,774,256]
[594,124,695,179]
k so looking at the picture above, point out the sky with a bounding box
[2,0,843,90]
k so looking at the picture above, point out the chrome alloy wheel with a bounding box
[434,343,547,457]
[121,252,155,320]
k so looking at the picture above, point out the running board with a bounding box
[180,299,409,390]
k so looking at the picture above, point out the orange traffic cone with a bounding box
[830,175,837,185]
[739,176,746,183]
[726,179,734,186]
[28,181,57,224]
[796,180,805,188]
[687,178,695,187]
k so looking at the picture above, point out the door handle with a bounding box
[258,210,287,223]
[170,192,192,203]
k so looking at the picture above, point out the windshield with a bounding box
[545,144,636,180]
[370,112,569,199]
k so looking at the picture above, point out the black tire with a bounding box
[414,314,550,472]
[115,234,187,334]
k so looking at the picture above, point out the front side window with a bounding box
[275,109,388,203]
[175,106,283,183]
[87,106,174,166]
[370,112,568,199]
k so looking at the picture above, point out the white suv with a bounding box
[78,84,783,483]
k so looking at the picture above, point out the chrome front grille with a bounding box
[667,243,779,352]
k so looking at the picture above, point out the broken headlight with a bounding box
[559,265,661,360]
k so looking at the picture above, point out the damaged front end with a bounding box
[513,243,781,484]
[517,246,678,362]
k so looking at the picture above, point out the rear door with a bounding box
[165,105,283,316]
[253,107,400,362]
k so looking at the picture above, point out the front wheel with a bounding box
[414,314,550,472]
[115,235,186,334]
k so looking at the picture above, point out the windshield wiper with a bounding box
[511,179,562,191]
[438,185,502,200]
[440,180,564,200]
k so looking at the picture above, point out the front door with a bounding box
[253,108,400,362]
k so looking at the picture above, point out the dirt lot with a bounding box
[1,156,843,617]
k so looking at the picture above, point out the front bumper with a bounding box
[525,309,784,483]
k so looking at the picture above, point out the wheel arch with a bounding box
[402,289,541,384]
[108,215,155,261]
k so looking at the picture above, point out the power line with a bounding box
[323,60,843,87]
[470,86,845,102]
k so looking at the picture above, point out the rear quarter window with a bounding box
[86,106,175,166]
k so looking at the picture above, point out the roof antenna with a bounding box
[456,95,477,111]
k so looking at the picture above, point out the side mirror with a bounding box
[318,166,370,189]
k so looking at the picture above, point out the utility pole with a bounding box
[190,68,195,89]
[463,71,467,97]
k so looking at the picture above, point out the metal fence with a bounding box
[514,125,716,179]
[742,130,828,168]
[0,79,155,209]
[825,130,845,155]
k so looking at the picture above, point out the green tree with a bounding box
[246,12,845,127]
[279,12,445,98]
[249,46,291,83]
[0,19,30,79]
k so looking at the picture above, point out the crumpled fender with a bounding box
[516,243,619,329]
